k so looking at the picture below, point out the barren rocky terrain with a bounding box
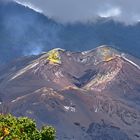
[0,45,140,140]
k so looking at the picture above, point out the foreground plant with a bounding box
[0,114,56,140]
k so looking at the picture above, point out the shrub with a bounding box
[0,114,56,140]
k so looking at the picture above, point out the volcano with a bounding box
[1,1,140,65]
[0,45,140,140]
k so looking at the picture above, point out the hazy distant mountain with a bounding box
[0,46,140,140]
[0,1,140,65]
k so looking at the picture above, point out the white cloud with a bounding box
[14,0,140,25]
[14,0,43,13]
[98,7,121,18]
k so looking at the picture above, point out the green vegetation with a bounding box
[0,114,56,140]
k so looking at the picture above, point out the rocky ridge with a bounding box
[0,45,140,140]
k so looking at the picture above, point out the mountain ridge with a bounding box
[0,45,140,140]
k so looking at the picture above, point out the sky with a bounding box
[14,0,140,25]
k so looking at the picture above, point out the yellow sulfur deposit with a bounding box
[47,49,61,64]
[98,46,115,62]
[104,55,114,62]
